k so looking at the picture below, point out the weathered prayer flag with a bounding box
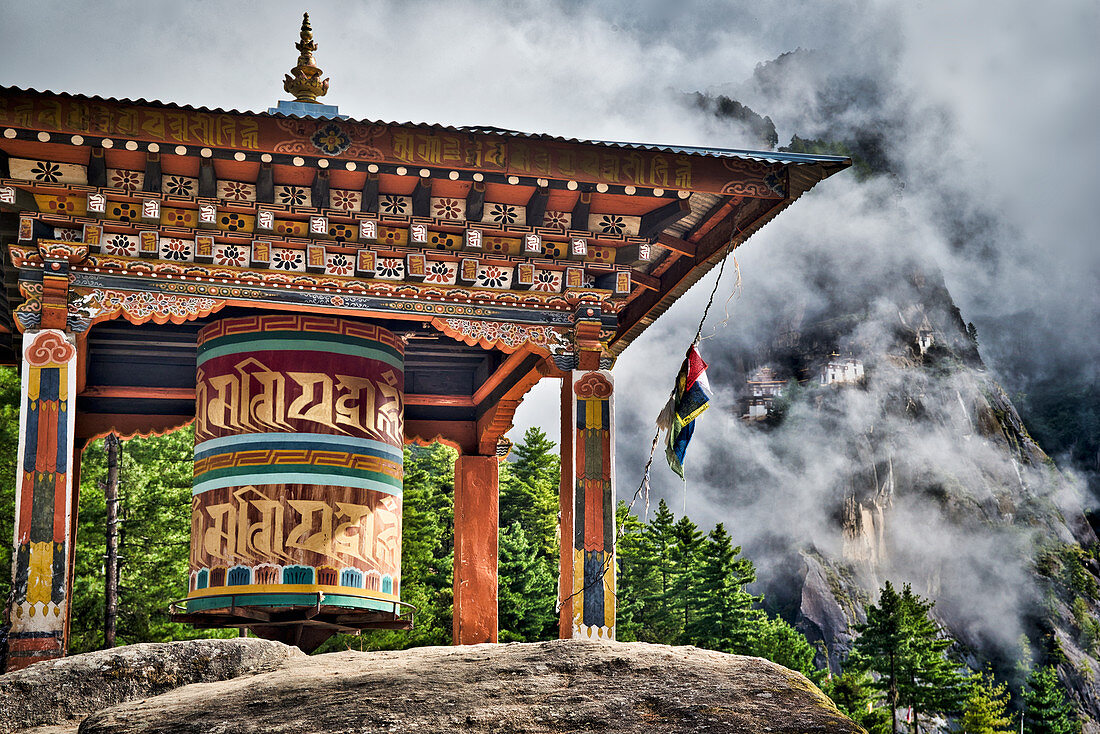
[660,345,713,478]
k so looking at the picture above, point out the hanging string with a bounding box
[555,221,745,617]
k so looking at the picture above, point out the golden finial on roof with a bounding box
[283,12,330,104]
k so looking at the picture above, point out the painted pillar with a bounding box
[6,330,78,671]
[452,454,498,644]
[558,370,616,640]
[185,314,404,621]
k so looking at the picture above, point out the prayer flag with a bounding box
[658,345,713,478]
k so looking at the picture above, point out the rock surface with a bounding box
[78,639,862,733]
[0,638,304,734]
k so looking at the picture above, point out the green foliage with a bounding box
[615,500,823,683]
[71,428,235,652]
[959,671,1016,734]
[823,670,891,734]
[1022,666,1082,734]
[497,521,555,641]
[685,523,760,652]
[691,93,778,149]
[497,428,560,641]
[1070,597,1100,655]
[849,581,968,733]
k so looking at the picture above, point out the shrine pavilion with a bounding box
[0,15,849,669]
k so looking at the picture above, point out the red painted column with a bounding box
[452,454,499,645]
[558,376,575,639]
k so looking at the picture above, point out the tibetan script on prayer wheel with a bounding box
[184,314,405,615]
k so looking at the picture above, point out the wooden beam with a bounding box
[311,170,330,210]
[79,386,196,400]
[526,185,549,228]
[453,455,498,645]
[198,159,216,198]
[472,347,533,405]
[638,198,692,240]
[142,153,162,193]
[465,182,485,222]
[656,232,697,258]
[362,173,379,214]
[629,270,660,292]
[257,163,274,203]
[404,394,475,408]
[571,190,591,231]
[411,176,432,217]
[404,419,477,455]
[615,197,783,351]
[75,413,194,442]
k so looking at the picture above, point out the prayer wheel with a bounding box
[179,314,407,648]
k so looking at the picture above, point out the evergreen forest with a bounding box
[0,365,1085,731]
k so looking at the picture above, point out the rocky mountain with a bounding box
[719,264,1100,725]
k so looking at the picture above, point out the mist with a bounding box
[2,0,1096,664]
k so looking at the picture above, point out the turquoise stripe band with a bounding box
[194,432,403,463]
[192,470,403,497]
[198,336,403,370]
[185,593,398,613]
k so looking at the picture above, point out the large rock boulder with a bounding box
[0,638,304,734]
[79,639,862,733]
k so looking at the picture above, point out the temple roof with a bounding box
[0,86,849,169]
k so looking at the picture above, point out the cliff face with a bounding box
[734,266,1100,724]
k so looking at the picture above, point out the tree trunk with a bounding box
[103,433,120,648]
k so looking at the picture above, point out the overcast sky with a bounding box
[3,1,1097,517]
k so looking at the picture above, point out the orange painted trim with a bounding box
[76,413,194,442]
[79,385,196,400]
[404,419,477,455]
[403,394,475,408]
[472,347,534,405]
[688,197,740,243]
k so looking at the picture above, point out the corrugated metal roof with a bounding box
[1,86,850,167]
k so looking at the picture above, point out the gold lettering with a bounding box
[674,156,693,189]
[287,372,335,428]
[205,374,241,432]
[332,502,373,562]
[285,499,333,555]
[166,112,188,142]
[240,119,260,149]
[373,496,401,571]
[391,130,415,162]
[334,375,375,434]
[140,111,165,139]
[202,502,237,562]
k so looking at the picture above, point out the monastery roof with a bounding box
[1,85,850,170]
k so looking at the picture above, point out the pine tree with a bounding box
[824,670,891,734]
[959,671,1016,734]
[895,584,967,731]
[1022,666,1081,734]
[614,501,655,642]
[750,615,822,683]
[669,515,703,641]
[497,521,555,641]
[849,581,909,734]
[646,499,680,643]
[685,523,761,651]
[500,431,558,553]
